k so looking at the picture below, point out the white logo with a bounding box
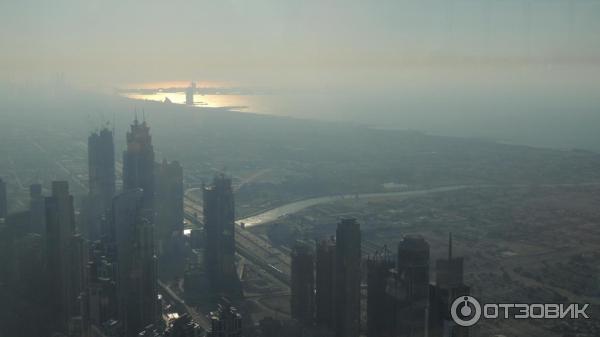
[450,296,590,327]
[451,296,482,327]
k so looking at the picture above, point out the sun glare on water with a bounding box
[119,80,260,111]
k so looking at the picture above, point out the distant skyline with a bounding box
[2,0,600,152]
[1,0,600,87]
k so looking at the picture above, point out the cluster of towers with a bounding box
[290,218,362,337]
[0,116,474,337]
[85,118,190,337]
[84,118,183,336]
[290,220,470,337]
[0,117,192,337]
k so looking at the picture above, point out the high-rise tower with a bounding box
[366,251,394,337]
[185,82,196,105]
[87,128,116,240]
[334,218,361,337]
[315,238,336,330]
[88,128,116,211]
[430,233,470,337]
[203,174,239,297]
[45,181,78,332]
[396,235,430,300]
[0,177,7,219]
[387,235,430,337]
[155,159,184,250]
[112,189,157,336]
[291,241,315,325]
[29,183,45,234]
[122,118,155,218]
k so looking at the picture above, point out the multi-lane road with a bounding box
[184,185,478,286]
[236,185,474,228]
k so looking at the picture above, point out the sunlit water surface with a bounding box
[119,67,600,151]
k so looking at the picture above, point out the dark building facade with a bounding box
[89,128,116,212]
[0,177,6,219]
[155,159,184,250]
[291,241,315,325]
[15,232,45,297]
[87,128,116,240]
[86,255,119,335]
[385,235,430,337]
[366,252,394,337]
[45,181,79,333]
[112,189,157,336]
[430,234,470,337]
[334,218,361,337]
[29,183,45,234]
[315,238,336,330]
[15,232,47,333]
[203,175,239,297]
[184,261,210,306]
[122,118,155,218]
[360,234,473,337]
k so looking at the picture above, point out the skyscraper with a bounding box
[291,241,315,325]
[87,127,116,240]
[122,118,155,218]
[185,82,196,105]
[203,174,239,297]
[430,234,470,337]
[112,189,157,336]
[155,159,184,250]
[86,255,118,334]
[14,232,48,337]
[366,252,394,337]
[334,218,361,337]
[88,127,116,212]
[315,238,336,330]
[396,235,430,300]
[436,233,464,289]
[69,233,88,335]
[45,181,78,332]
[387,235,430,337]
[15,233,44,296]
[29,183,45,234]
[0,177,7,219]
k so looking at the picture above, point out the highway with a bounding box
[183,185,481,287]
[234,182,600,229]
[235,185,474,227]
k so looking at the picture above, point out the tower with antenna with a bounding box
[436,233,463,288]
[88,122,116,208]
[430,233,470,337]
[122,115,155,218]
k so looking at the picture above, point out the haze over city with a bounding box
[0,1,600,337]
[2,0,600,149]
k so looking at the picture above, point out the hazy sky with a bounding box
[2,0,600,87]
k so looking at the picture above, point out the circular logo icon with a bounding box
[451,296,482,327]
